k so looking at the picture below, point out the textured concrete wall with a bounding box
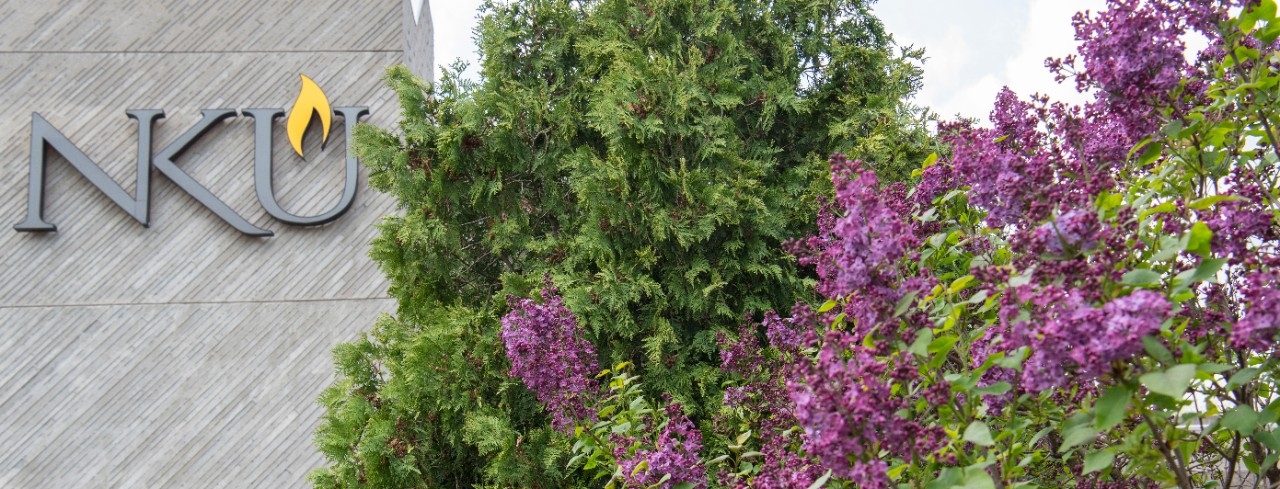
[0,1,410,487]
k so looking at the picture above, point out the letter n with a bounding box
[14,110,163,232]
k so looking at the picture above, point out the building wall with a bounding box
[0,1,414,487]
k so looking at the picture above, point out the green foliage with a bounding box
[311,0,933,486]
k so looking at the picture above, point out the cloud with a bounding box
[934,74,1005,121]
[1001,0,1105,107]
[426,0,1112,121]
[875,0,1118,123]
[429,0,486,82]
[874,1,1029,121]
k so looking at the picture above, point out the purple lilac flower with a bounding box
[1231,273,1280,351]
[1096,290,1171,364]
[911,160,957,209]
[500,282,599,432]
[1207,169,1278,264]
[1005,287,1169,392]
[787,332,945,484]
[970,327,1017,413]
[614,403,706,488]
[785,154,921,341]
[716,319,826,488]
[762,310,807,351]
[1032,210,1100,256]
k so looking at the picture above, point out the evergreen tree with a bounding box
[311,1,934,486]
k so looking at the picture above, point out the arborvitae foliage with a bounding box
[311,1,933,486]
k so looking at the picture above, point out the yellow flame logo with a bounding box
[286,74,333,158]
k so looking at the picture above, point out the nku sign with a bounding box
[13,75,368,237]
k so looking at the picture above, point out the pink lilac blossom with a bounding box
[499,281,599,433]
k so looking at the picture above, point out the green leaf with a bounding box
[1152,235,1185,262]
[1185,222,1214,258]
[1140,364,1197,399]
[1176,258,1225,285]
[1142,335,1174,364]
[963,421,996,447]
[1229,367,1261,388]
[1094,385,1132,431]
[923,152,939,169]
[926,468,962,489]
[908,328,934,357]
[928,336,960,355]
[1188,195,1242,210]
[806,469,832,489]
[1060,423,1097,452]
[1259,17,1280,44]
[949,275,976,294]
[1136,139,1163,165]
[1198,363,1233,374]
[1222,405,1260,435]
[973,382,1012,397]
[1253,429,1280,451]
[817,299,837,313]
[960,470,997,489]
[996,348,1026,370]
[1009,268,1034,287]
[1097,192,1124,212]
[630,459,648,476]
[894,290,920,318]
[1139,201,1177,220]
[887,463,909,480]
[1121,268,1162,287]
[928,233,947,248]
[1083,449,1116,474]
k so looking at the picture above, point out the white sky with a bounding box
[428,0,1107,122]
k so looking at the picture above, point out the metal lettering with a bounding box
[242,106,368,226]
[150,109,271,237]
[14,110,272,236]
[14,110,163,232]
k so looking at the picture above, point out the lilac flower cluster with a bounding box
[500,283,599,432]
[941,92,1062,228]
[1231,272,1280,351]
[1065,0,1192,101]
[785,154,923,341]
[1050,0,1234,148]
[1032,210,1100,257]
[1207,169,1279,264]
[936,1,1238,236]
[787,331,945,488]
[614,403,706,488]
[1002,287,1171,392]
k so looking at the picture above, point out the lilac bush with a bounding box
[495,0,1280,487]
